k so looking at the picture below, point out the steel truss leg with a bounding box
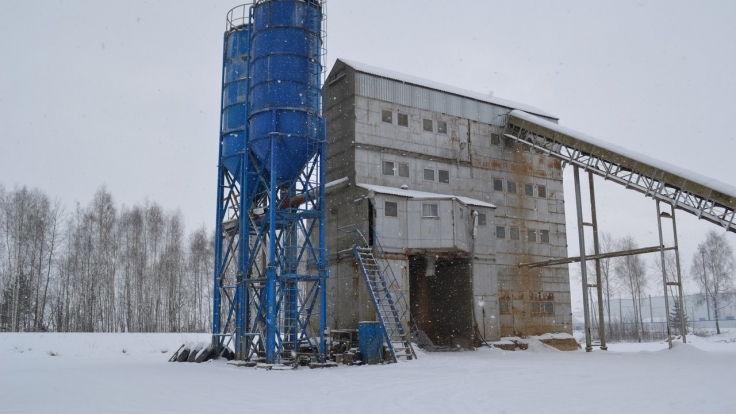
[656,200,673,349]
[588,172,607,350]
[574,167,593,352]
[670,206,687,343]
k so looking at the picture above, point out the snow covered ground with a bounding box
[1,332,735,414]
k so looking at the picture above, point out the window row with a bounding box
[490,133,543,153]
[382,110,447,134]
[456,207,487,225]
[492,178,546,198]
[382,161,450,183]
[490,134,518,149]
[499,300,554,314]
[495,226,550,243]
[384,201,487,226]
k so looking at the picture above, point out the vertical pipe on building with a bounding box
[656,200,673,349]
[573,166,592,352]
[588,172,607,350]
[670,205,687,343]
[470,210,479,343]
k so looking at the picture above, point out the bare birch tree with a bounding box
[0,181,215,334]
[615,235,648,342]
[691,230,735,335]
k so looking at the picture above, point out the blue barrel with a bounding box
[358,321,383,364]
[221,27,251,179]
[248,0,323,183]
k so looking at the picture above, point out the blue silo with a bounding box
[213,1,328,366]
[220,27,251,178]
[248,0,323,182]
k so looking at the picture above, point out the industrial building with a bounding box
[323,59,573,347]
[210,1,736,364]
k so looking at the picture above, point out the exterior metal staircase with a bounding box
[351,231,417,362]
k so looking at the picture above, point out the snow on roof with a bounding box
[339,58,557,120]
[357,183,496,209]
[510,110,736,200]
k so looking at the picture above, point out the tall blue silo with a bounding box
[213,5,256,361]
[248,0,324,182]
[213,1,328,366]
[220,27,250,180]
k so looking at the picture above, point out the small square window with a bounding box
[382,161,395,176]
[491,134,501,146]
[524,184,534,196]
[437,120,447,134]
[423,168,435,181]
[538,185,547,198]
[527,229,537,242]
[540,230,550,243]
[438,169,449,184]
[477,213,487,226]
[531,301,541,313]
[382,110,392,124]
[544,301,554,314]
[493,178,503,192]
[496,226,505,239]
[507,181,517,194]
[398,113,408,127]
[510,227,520,240]
[423,118,433,132]
[499,300,510,314]
[503,137,514,148]
[398,163,410,178]
[522,143,531,152]
[422,203,438,217]
[385,201,398,217]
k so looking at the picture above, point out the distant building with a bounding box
[594,293,736,329]
[323,59,572,346]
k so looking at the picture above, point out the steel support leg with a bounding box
[236,154,250,360]
[265,138,278,364]
[588,172,607,350]
[670,205,687,343]
[213,165,224,351]
[574,167,592,352]
[656,200,673,349]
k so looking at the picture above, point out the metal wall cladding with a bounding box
[355,73,512,127]
[248,0,323,183]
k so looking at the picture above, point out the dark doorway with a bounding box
[409,255,473,348]
[367,200,374,246]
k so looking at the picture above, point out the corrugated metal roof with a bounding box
[357,183,496,209]
[339,58,557,122]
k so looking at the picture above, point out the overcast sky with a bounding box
[2,0,735,311]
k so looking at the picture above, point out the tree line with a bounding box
[0,184,214,333]
[585,230,735,341]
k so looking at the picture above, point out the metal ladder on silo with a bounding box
[352,232,417,362]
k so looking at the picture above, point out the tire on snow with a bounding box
[195,344,214,363]
[187,342,205,362]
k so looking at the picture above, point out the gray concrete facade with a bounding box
[323,59,572,344]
